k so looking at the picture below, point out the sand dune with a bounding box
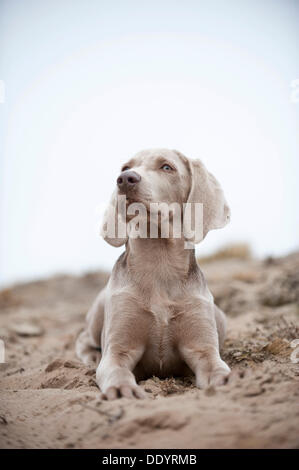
[0,248,298,448]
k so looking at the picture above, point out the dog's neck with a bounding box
[125,237,197,284]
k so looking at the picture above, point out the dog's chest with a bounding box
[150,302,172,326]
[141,290,181,369]
[148,286,181,325]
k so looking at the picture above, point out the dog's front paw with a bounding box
[101,384,146,400]
[196,360,231,389]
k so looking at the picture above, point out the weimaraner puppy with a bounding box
[76,149,231,400]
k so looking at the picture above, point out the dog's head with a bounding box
[101,149,230,246]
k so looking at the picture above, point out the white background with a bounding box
[0,0,298,286]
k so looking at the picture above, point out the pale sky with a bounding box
[0,0,298,286]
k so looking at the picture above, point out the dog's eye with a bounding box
[161,164,173,171]
[122,166,130,172]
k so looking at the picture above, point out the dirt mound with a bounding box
[0,251,298,448]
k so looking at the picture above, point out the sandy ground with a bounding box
[0,247,299,449]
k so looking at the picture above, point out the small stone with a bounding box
[233,351,242,357]
[45,359,64,372]
[0,415,8,424]
[63,360,80,369]
[205,386,216,396]
[10,322,43,337]
[244,385,265,397]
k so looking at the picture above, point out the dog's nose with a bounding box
[117,170,141,190]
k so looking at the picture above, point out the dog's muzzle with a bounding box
[117,170,141,193]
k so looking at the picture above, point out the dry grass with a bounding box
[198,243,251,264]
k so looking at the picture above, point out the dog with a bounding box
[76,148,231,400]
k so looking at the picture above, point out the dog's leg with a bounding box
[76,330,102,366]
[177,300,230,389]
[214,304,227,350]
[76,288,106,366]
[96,297,149,400]
[96,345,146,400]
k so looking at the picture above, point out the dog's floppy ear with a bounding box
[101,189,128,247]
[185,158,230,243]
